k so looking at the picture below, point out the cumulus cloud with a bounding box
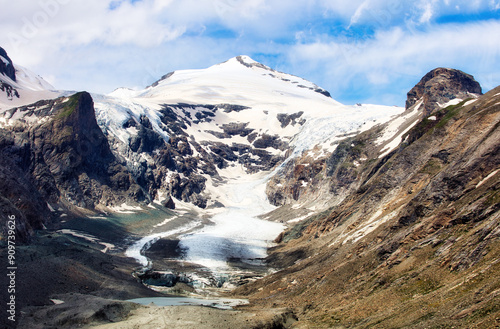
[0,0,498,103]
[288,20,500,103]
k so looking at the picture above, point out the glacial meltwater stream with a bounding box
[125,167,284,291]
[178,169,284,273]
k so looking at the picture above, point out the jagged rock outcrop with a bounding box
[0,92,146,241]
[406,67,482,115]
[0,47,16,81]
[0,47,20,101]
[29,92,144,207]
[0,135,52,243]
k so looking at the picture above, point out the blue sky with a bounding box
[1,0,499,105]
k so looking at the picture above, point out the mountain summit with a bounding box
[94,56,400,209]
[137,55,335,108]
[406,67,482,115]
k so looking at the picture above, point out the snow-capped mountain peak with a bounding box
[93,56,402,211]
[139,55,336,107]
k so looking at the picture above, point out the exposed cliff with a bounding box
[0,92,144,242]
[0,47,16,81]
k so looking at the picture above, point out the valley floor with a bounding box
[89,305,296,329]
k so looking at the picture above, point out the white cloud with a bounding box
[349,0,371,27]
[343,0,498,28]
[288,20,500,103]
[418,1,435,23]
[0,0,499,104]
[491,0,500,9]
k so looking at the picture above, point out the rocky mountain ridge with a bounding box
[0,92,145,242]
[265,68,483,210]
[90,54,400,212]
[406,67,482,116]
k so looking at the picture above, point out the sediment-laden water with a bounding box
[125,169,284,290]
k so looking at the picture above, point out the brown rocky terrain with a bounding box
[235,74,500,328]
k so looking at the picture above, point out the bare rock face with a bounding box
[0,92,146,242]
[28,92,145,208]
[0,47,16,81]
[406,68,482,115]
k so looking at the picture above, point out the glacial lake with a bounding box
[127,297,249,310]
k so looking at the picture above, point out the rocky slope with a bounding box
[0,92,145,243]
[236,71,500,328]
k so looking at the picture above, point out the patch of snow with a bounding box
[57,229,116,253]
[332,205,400,246]
[288,211,315,223]
[440,98,462,108]
[47,203,55,212]
[476,170,499,188]
[428,116,437,121]
[0,56,10,65]
[110,203,143,214]
[50,299,65,305]
[347,210,397,244]
[464,99,477,107]
[375,100,422,147]
[154,215,179,228]
[378,118,419,158]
